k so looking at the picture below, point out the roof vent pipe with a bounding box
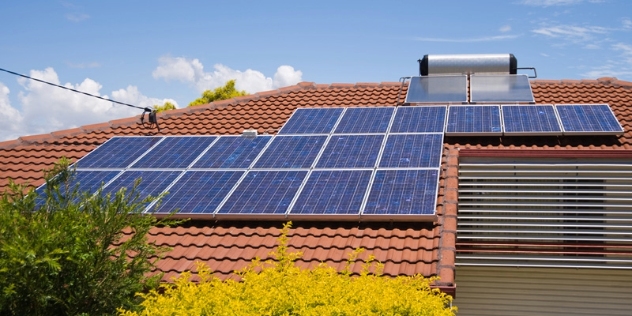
[418,54,517,76]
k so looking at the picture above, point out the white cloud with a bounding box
[584,44,600,49]
[0,83,24,141]
[499,25,512,33]
[519,0,584,6]
[414,34,519,43]
[623,19,632,30]
[152,56,303,93]
[532,25,608,40]
[0,68,173,141]
[66,12,89,22]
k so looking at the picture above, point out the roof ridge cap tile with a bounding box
[531,77,632,89]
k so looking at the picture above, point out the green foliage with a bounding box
[0,158,178,315]
[188,79,248,107]
[120,222,457,316]
[153,101,176,113]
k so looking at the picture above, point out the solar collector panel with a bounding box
[278,108,343,134]
[193,136,272,169]
[334,107,394,134]
[556,104,624,135]
[390,106,447,133]
[445,105,502,136]
[253,136,327,169]
[502,105,562,135]
[315,134,384,168]
[217,170,307,215]
[131,136,217,169]
[290,170,372,215]
[379,134,443,168]
[76,136,163,169]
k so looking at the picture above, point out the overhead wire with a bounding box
[0,66,160,131]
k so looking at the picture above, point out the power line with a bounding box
[0,67,150,111]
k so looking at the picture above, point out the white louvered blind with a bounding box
[457,157,632,268]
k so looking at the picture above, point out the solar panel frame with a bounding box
[278,108,344,135]
[288,169,372,219]
[470,74,535,104]
[75,136,164,169]
[192,135,272,169]
[390,105,447,133]
[556,104,624,135]
[445,105,503,136]
[253,135,328,169]
[378,133,444,168]
[216,170,308,218]
[502,104,563,136]
[101,170,182,207]
[404,75,468,104]
[152,170,244,215]
[315,134,385,169]
[361,169,439,221]
[333,107,394,134]
[130,136,217,169]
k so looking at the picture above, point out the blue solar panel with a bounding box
[446,105,502,136]
[192,136,271,169]
[253,136,327,168]
[502,105,561,135]
[154,171,243,214]
[217,170,307,214]
[278,108,343,134]
[102,170,181,203]
[556,104,624,135]
[334,107,394,133]
[131,136,216,169]
[290,170,372,215]
[76,137,162,168]
[363,169,439,215]
[470,74,535,103]
[379,134,443,168]
[35,170,121,207]
[316,135,384,168]
[390,106,447,133]
[404,76,468,104]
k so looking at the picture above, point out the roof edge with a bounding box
[531,77,632,89]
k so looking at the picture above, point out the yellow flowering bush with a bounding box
[119,222,457,315]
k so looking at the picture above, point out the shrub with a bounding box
[0,159,178,315]
[120,222,457,316]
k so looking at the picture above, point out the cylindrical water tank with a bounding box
[418,54,517,76]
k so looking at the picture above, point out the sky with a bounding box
[1,0,631,141]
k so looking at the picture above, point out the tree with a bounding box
[120,222,457,316]
[0,158,178,315]
[188,79,248,107]
[153,101,176,113]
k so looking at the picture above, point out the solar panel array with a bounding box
[37,102,623,222]
[41,107,445,221]
[445,104,623,136]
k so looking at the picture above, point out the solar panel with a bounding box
[217,170,307,215]
[290,170,372,215]
[102,170,181,203]
[278,108,343,134]
[445,105,502,136]
[131,136,216,169]
[76,136,163,169]
[379,134,443,168]
[35,170,121,207]
[502,105,562,135]
[253,136,327,169]
[154,171,243,214]
[192,136,272,169]
[315,135,384,168]
[334,107,394,133]
[390,106,447,133]
[470,74,535,103]
[363,169,439,216]
[556,104,624,135]
[404,75,467,104]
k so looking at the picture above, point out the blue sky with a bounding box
[1,0,631,141]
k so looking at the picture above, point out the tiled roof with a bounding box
[3,76,632,295]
